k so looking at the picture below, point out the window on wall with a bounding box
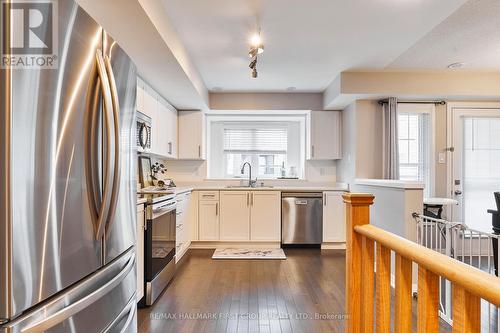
[397,104,434,197]
[208,114,306,179]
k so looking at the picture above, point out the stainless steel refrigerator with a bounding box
[0,1,137,332]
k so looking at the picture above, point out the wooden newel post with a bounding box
[343,193,375,333]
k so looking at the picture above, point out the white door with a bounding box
[250,191,281,241]
[220,191,250,241]
[451,107,500,232]
[199,201,220,241]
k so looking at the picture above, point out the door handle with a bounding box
[138,122,147,148]
[94,51,115,240]
[21,252,135,333]
[104,55,121,235]
[454,190,462,196]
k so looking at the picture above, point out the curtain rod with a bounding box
[378,100,446,106]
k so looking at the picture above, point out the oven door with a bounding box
[145,203,176,282]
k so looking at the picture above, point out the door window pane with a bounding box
[463,118,500,231]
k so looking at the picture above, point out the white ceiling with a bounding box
[161,0,468,92]
[390,0,500,69]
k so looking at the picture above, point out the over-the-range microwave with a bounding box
[136,111,152,152]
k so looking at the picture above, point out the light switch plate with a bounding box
[438,152,446,164]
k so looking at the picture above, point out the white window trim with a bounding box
[397,103,436,197]
[206,112,307,180]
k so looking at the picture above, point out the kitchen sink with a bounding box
[224,185,274,189]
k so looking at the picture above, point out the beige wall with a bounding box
[434,104,448,197]
[209,92,324,110]
[337,100,383,183]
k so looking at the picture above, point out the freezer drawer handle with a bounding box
[102,293,137,333]
[21,253,135,333]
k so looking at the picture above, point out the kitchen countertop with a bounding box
[137,183,348,204]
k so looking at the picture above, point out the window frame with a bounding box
[397,103,436,197]
[206,111,308,180]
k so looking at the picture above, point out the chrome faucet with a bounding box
[240,162,256,187]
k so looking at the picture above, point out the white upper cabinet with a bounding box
[136,78,145,113]
[309,111,341,160]
[137,79,178,159]
[178,111,205,160]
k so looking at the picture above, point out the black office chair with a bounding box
[488,192,500,276]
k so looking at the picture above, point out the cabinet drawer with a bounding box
[199,191,219,201]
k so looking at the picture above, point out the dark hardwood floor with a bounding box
[137,249,453,333]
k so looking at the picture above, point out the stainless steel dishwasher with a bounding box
[281,192,323,245]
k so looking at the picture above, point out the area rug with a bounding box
[212,248,286,260]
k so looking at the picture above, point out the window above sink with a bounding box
[206,112,307,180]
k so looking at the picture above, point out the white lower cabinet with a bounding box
[199,200,220,241]
[220,191,250,241]
[250,191,281,241]
[322,191,346,243]
[136,203,145,301]
[218,190,281,242]
[175,191,194,262]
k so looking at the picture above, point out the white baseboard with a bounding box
[321,242,346,250]
[190,241,281,249]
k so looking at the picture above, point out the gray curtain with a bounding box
[382,97,400,179]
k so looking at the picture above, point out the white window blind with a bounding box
[223,128,287,153]
[398,108,432,197]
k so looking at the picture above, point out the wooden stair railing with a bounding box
[344,193,500,333]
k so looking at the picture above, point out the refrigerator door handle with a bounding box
[103,55,121,233]
[18,252,135,333]
[94,51,115,240]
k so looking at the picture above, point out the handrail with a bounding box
[355,224,500,306]
[344,193,500,333]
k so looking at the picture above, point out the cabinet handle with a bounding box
[198,145,201,158]
[251,193,254,206]
[168,142,172,155]
[247,193,249,206]
[323,193,326,206]
[215,203,218,216]
[312,145,315,158]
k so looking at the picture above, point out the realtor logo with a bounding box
[1,0,58,68]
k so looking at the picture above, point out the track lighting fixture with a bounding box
[248,29,263,78]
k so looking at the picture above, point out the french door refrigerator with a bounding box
[0,1,137,332]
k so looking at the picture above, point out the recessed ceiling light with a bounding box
[447,62,465,69]
[286,87,297,92]
[212,86,223,92]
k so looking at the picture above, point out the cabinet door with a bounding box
[199,201,220,241]
[167,105,178,158]
[310,111,341,160]
[220,191,250,241]
[322,191,346,242]
[178,111,204,159]
[136,80,144,113]
[136,204,145,300]
[250,191,281,241]
[156,103,169,157]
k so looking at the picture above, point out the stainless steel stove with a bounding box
[137,189,177,306]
